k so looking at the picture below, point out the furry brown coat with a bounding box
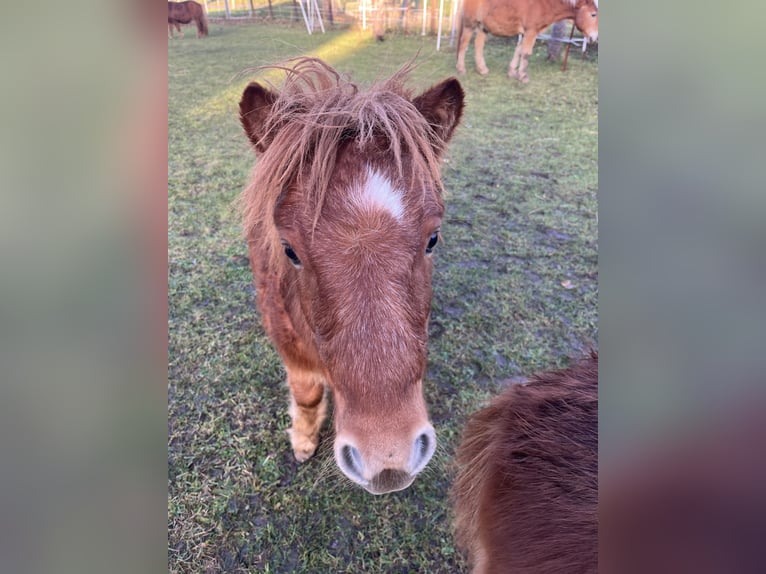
[453,352,598,573]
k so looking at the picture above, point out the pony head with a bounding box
[575,0,599,43]
[240,59,464,493]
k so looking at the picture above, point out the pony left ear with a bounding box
[412,78,465,148]
[239,82,278,153]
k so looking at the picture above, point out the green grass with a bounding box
[169,22,597,573]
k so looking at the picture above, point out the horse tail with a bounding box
[197,3,209,36]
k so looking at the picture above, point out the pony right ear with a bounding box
[239,82,278,153]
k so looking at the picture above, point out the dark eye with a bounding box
[282,241,301,267]
[425,231,440,255]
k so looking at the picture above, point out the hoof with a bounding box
[288,429,319,462]
[519,75,530,84]
[477,67,489,76]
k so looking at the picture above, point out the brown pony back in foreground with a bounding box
[168,1,208,38]
[239,58,463,494]
[456,0,598,82]
[453,351,598,573]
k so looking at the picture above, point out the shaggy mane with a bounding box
[239,57,446,255]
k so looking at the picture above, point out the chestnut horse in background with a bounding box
[239,58,464,494]
[457,0,598,82]
[168,1,208,38]
[453,352,598,573]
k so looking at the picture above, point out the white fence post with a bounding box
[436,0,444,49]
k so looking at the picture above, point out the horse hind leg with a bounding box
[508,36,523,79]
[474,28,490,75]
[285,367,328,462]
[515,32,539,83]
[456,22,474,74]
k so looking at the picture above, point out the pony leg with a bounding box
[177,23,184,37]
[168,23,173,39]
[508,37,523,79]
[474,28,490,75]
[456,23,474,74]
[285,366,327,462]
[516,32,539,83]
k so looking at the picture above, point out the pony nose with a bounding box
[335,426,437,494]
[589,32,598,42]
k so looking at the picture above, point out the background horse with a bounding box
[239,58,464,494]
[168,1,208,38]
[456,0,598,83]
[453,352,598,573]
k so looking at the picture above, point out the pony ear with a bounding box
[239,82,278,153]
[412,78,465,148]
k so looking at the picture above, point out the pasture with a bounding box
[168,21,597,573]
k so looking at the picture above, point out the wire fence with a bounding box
[191,0,593,56]
[200,0,461,38]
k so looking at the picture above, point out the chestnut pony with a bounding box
[168,1,208,38]
[456,0,599,82]
[453,352,598,573]
[239,59,464,494]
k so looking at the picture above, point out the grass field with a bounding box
[168,21,597,573]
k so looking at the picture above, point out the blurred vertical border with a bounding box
[0,0,168,572]
[601,0,766,571]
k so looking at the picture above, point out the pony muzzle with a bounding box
[334,425,437,494]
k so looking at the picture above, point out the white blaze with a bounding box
[351,167,404,222]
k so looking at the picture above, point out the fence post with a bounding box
[547,20,566,61]
[449,0,458,46]
[436,0,444,50]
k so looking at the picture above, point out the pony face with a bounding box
[575,2,599,43]
[240,60,464,493]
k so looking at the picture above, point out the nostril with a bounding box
[339,444,367,484]
[410,429,436,475]
[342,445,358,473]
[415,433,430,461]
